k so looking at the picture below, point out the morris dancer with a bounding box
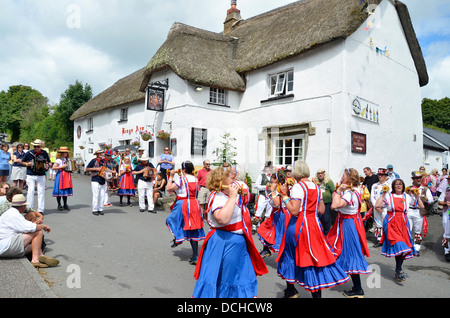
[258,171,291,260]
[132,156,156,213]
[328,168,371,298]
[370,168,391,247]
[22,139,50,214]
[252,162,274,232]
[437,176,450,262]
[375,178,423,282]
[51,147,73,211]
[277,160,349,298]
[85,149,107,216]
[193,166,268,298]
[103,150,119,207]
[166,161,205,265]
[407,171,433,256]
[117,156,135,207]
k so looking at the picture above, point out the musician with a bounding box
[252,162,274,232]
[166,161,205,265]
[408,171,434,256]
[132,155,156,213]
[370,168,391,247]
[21,139,50,214]
[86,149,107,216]
[51,147,73,211]
[103,150,119,207]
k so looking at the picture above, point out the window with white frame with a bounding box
[87,117,93,131]
[120,108,128,121]
[269,70,294,97]
[274,135,304,166]
[209,88,226,106]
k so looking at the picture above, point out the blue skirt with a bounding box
[277,217,297,282]
[166,200,205,243]
[258,209,287,252]
[335,218,370,274]
[381,216,416,259]
[193,230,258,298]
[117,188,135,196]
[52,172,73,197]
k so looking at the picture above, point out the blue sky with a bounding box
[0,0,448,104]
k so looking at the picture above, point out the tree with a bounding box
[422,97,450,133]
[0,85,48,141]
[55,80,92,142]
[212,132,238,166]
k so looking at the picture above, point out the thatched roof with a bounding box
[70,67,146,120]
[140,0,427,93]
[72,0,428,120]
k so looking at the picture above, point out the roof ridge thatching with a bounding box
[70,67,146,120]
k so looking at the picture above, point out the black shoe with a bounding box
[92,211,99,216]
[445,253,450,262]
[98,210,104,215]
[260,249,272,259]
[148,210,156,214]
[58,205,63,211]
[140,209,145,212]
[171,239,182,248]
[373,241,382,248]
[63,205,70,210]
[343,288,365,298]
[283,287,300,298]
[394,270,406,282]
[189,257,198,265]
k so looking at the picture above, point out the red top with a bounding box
[197,168,211,187]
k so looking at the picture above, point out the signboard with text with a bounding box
[351,131,367,154]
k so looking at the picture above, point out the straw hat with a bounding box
[31,139,43,146]
[57,146,70,153]
[138,156,150,161]
[94,149,104,155]
[11,194,29,207]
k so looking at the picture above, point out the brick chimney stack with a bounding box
[224,0,242,35]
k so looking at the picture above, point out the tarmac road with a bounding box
[33,173,449,299]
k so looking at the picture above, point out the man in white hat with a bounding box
[132,156,156,213]
[0,194,58,268]
[21,139,51,214]
[85,149,107,216]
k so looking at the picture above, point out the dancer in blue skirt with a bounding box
[329,168,371,298]
[51,147,73,211]
[193,166,268,298]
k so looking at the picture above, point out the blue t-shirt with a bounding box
[87,158,106,185]
[159,154,174,170]
[22,150,50,176]
[0,151,10,171]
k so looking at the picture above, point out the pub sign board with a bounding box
[351,131,367,154]
[146,87,165,111]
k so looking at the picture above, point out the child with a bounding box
[153,172,166,206]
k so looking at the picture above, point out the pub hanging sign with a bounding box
[146,79,168,112]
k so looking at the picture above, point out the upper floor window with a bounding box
[87,117,93,132]
[269,70,294,97]
[209,88,226,106]
[119,108,128,122]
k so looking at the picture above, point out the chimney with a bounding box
[224,0,242,35]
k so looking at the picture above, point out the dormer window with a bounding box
[269,70,294,97]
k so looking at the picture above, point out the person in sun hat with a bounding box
[85,149,107,216]
[21,139,51,214]
[132,155,156,213]
[0,194,59,268]
[407,171,433,256]
[51,147,74,211]
[370,168,391,247]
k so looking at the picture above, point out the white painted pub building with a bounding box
[71,0,428,183]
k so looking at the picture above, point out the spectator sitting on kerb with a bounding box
[0,194,58,268]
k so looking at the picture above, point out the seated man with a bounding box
[0,194,59,268]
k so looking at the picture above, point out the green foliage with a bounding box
[422,98,450,133]
[0,80,92,150]
[212,132,238,166]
